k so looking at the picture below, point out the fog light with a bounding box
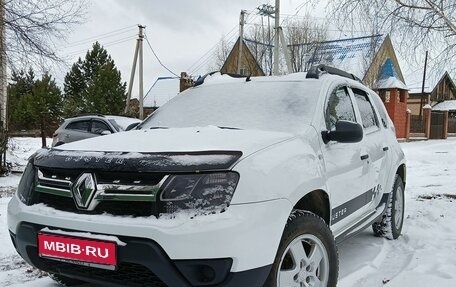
[199,265,216,283]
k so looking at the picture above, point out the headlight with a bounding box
[160,172,239,214]
[17,162,36,205]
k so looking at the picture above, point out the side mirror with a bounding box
[125,122,140,131]
[322,120,363,144]
[100,130,111,136]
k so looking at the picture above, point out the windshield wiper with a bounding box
[217,126,242,130]
[149,126,169,130]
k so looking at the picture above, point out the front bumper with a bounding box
[8,196,292,286]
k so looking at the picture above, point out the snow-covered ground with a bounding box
[1,137,456,286]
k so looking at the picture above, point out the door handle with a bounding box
[383,146,389,151]
[360,154,369,160]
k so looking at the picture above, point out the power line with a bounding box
[64,25,137,46]
[186,24,238,72]
[188,11,261,75]
[144,33,180,77]
[63,28,137,49]
[63,35,137,58]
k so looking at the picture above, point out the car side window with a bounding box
[91,121,111,134]
[325,87,356,131]
[352,88,379,130]
[370,92,389,128]
[66,120,90,132]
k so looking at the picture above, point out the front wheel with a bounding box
[264,210,338,287]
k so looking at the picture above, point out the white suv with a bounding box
[8,65,406,287]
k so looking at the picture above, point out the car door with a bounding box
[320,85,370,232]
[64,120,92,143]
[352,88,392,210]
[90,120,113,136]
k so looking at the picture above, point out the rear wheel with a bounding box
[264,210,338,287]
[372,175,405,240]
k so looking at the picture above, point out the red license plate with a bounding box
[38,233,117,269]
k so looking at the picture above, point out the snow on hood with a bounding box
[54,126,296,158]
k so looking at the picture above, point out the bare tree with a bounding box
[209,37,232,71]
[0,0,86,172]
[2,0,86,70]
[284,17,327,72]
[317,0,456,74]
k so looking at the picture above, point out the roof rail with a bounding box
[306,64,362,82]
[194,71,250,87]
[74,113,105,118]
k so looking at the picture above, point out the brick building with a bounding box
[374,59,409,139]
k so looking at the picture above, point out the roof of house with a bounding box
[432,100,456,111]
[408,71,456,96]
[374,58,407,90]
[221,37,266,76]
[143,77,180,108]
[299,34,385,79]
[432,71,456,95]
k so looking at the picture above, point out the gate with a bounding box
[430,111,445,139]
[410,115,424,133]
[448,113,456,135]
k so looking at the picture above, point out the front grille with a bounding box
[37,193,78,213]
[41,258,168,287]
[34,168,166,217]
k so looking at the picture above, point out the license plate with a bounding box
[38,233,117,270]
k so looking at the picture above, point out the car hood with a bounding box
[35,126,296,172]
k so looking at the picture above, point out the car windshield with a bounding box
[107,116,141,131]
[139,81,320,133]
[108,119,122,132]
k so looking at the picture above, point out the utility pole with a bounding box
[419,51,429,120]
[257,4,274,75]
[237,10,246,75]
[124,25,145,119]
[138,25,144,120]
[0,0,7,168]
[273,0,280,75]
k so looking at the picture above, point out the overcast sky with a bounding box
[55,0,330,97]
[53,0,442,97]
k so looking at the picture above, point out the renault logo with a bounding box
[72,173,97,209]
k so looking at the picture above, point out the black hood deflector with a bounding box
[33,149,243,173]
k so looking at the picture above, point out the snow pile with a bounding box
[5,138,50,172]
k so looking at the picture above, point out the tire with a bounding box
[48,273,85,286]
[264,210,338,287]
[372,175,405,240]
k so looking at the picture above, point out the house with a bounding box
[220,37,265,76]
[408,72,456,116]
[300,34,405,88]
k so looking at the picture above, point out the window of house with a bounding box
[66,120,90,132]
[325,87,357,130]
[239,66,249,76]
[353,88,379,130]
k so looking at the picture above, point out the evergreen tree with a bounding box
[7,69,36,131]
[63,42,127,116]
[30,73,63,134]
[7,70,62,135]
